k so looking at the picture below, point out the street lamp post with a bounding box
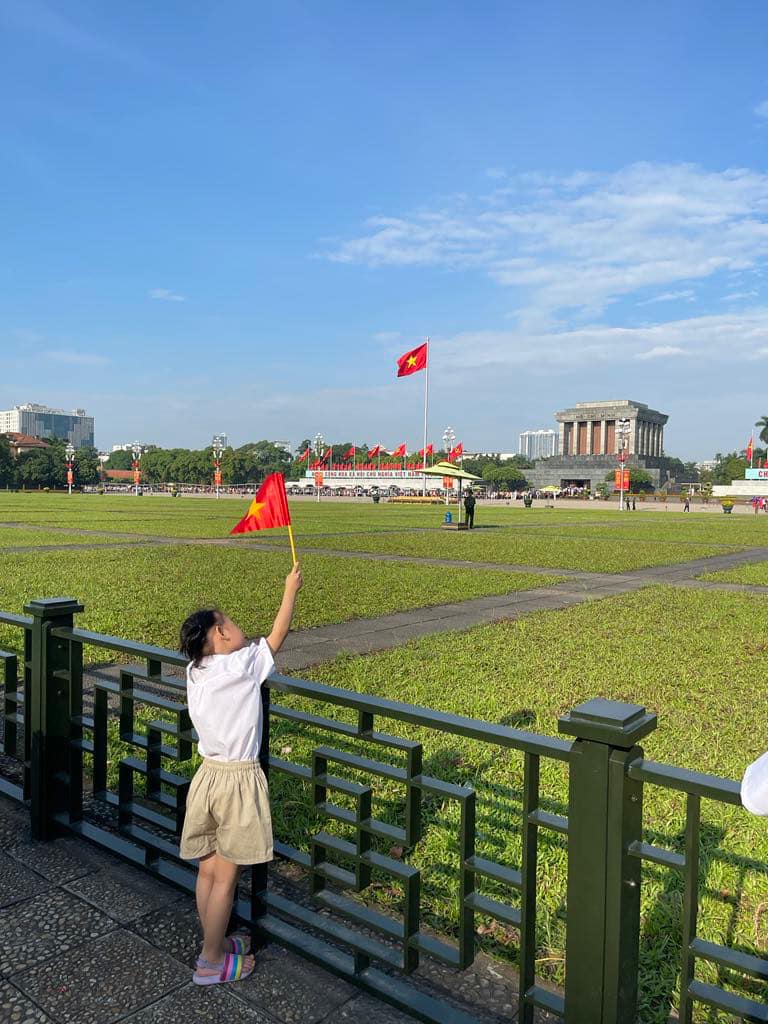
[314,433,325,503]
[442,427,455,506]
[212,434,226,499]
[616,418,630,511]
[65,443,75,496]
[131,443,143,497]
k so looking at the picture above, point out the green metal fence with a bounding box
[0,597,765,1023]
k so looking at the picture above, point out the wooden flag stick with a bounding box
[287,524,298,566]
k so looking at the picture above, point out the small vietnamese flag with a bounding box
[449,443,463,462]
[231,473,291,535]
[368,444,383,458]
[747,437,754,463]
[298,448,310,463]
[392,443,407,458]
[419,443,434,457]
[344,445,355,460]
[396,343,428,377]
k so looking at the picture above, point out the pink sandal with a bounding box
[224,933,251,955]
[194,952,254,986]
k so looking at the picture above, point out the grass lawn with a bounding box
[0,544,561,659]
[97,584,768,1023]
[286,529,743,572]
[0,528,139,548]
[280,585,768,1022]
[699,561,768,585]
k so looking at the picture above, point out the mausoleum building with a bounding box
[528,400,671,491]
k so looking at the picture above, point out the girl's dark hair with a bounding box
[180,608,221,667]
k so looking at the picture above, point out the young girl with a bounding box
[179,563,303,985]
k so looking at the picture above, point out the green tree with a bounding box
[755,416,768,446]
[105,450,132,470]
[712,452,747,485]
[73,446,101,485]
[16,448,65,488]
[0,436,15,487]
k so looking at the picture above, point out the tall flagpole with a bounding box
[422,337,429,496]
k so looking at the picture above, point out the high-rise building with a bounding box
[0,403,94,449]
[518,429,558,460]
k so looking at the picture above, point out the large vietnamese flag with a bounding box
[396,343,428,377]
[230,473,291,535]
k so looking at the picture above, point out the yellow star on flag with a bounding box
[407,355,417,367]
[246,500,266,517]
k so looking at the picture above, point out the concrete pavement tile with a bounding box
[0,808,29,850]
[0,889,115,978]
[129,903,202,968]
[64,863,188,924]
[123,982,274,1024]
[0,980,54,1023]
[0,851,50,908]
[14,929,188,1024]
[7,837,110,885]
[235,946,356,1024]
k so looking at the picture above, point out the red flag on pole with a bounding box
[344,446,355,460]
[391,443,407,458]
[230,474,291,534]
[298,448,310,462]
[419,444,434,457]
[449,443,463,462]
[747,437,754,463]
[396,343,428,378]
[368,444,383,458]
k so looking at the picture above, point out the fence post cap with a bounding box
[24,597,84,617]
[558,697,657,748]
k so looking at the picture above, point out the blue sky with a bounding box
[1,0,768,459]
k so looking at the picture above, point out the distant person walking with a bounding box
[464,489,476,529]
[684,496,690,512]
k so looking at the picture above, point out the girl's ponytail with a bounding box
[179,609,220,667]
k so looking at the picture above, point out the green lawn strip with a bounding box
[288,530,740,572]
[0,528,139,548]
[698,561,768,585]
[0,545,562,660]
[297,586,768,1021]
[107,585,768,1023]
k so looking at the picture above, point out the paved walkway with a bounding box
[0,794,557,1024]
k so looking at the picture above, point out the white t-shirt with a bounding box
[186,639,275,762]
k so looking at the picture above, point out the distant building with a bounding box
[111,443,157,453]
[0,403,94,449]
[696,460,718,473]
[518,429,558,460]
[2,433,51,458]
[528,399,670,490]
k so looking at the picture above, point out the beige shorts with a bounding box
[180,758,273,866]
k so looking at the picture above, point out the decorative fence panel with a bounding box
[0,597,765,1024]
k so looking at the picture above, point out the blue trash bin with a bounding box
[444,511,453,524]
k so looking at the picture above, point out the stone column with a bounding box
[600,420,606,455]
[640,421,647,456]
[558,422,566,458]
[586,421,593,455]
[658,426,664,456]
[653,425,660,457]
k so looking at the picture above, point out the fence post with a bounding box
[26,598,84,841]
[559,697,657,1024]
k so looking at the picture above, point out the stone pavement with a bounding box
[0,795,559,1024]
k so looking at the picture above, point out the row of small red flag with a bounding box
[299,441,463,464]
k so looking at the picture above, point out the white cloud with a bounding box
[149,288,186,302]
[755,100,768,119]
[427,308,768,372]
[326,163,768,317]
[634,345,687,360]
[40,349,109,366]
[637,289,696,305]
[721,290,758,301]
